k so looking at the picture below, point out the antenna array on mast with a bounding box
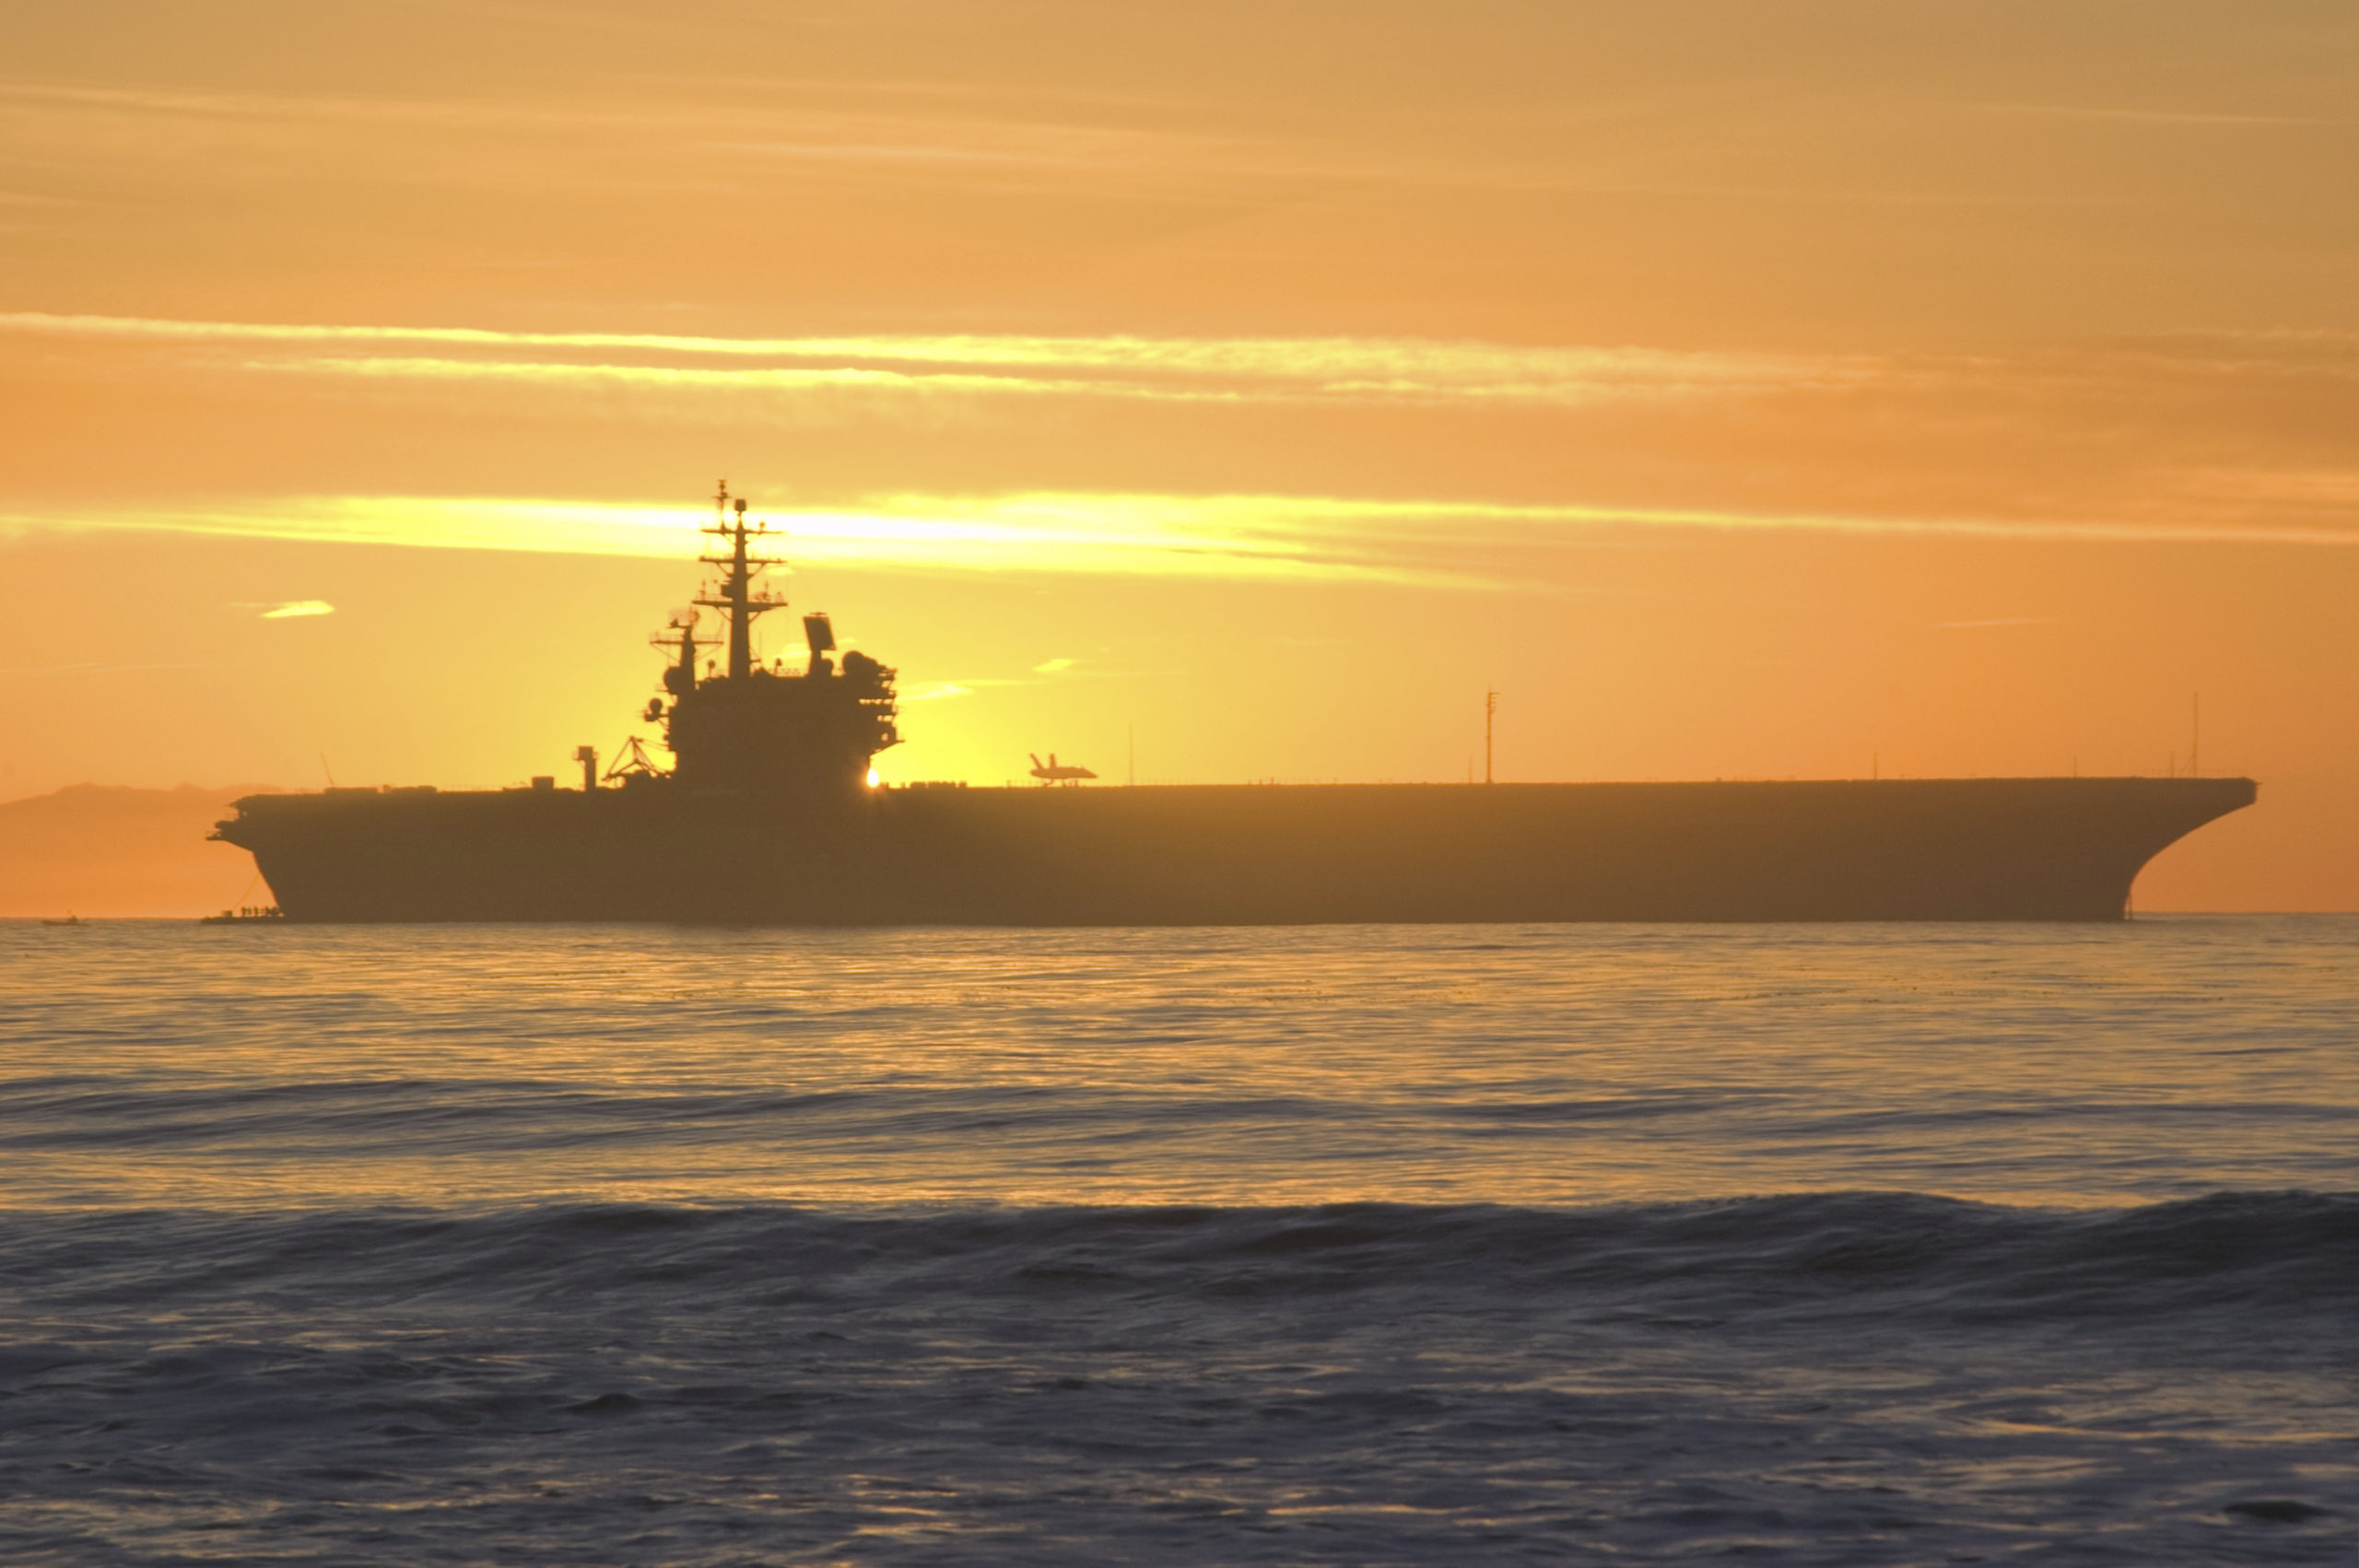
[695,481,791,681]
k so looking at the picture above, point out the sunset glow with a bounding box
[4,1,2353,910]
[8,17,2352,1565]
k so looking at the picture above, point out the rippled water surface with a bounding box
[2,918,2353,1563]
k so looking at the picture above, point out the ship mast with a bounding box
[696,481,788,680]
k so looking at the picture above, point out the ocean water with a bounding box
[1,917,2352,1564]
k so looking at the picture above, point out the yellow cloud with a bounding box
[257,600,334,618]
[20,494,1478,585]
[12,489,2359,595]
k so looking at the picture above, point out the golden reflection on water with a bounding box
[6,918,2353,1211]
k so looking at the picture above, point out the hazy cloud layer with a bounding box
[9,312,2358,552]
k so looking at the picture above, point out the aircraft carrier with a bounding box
[211,489,2256,924]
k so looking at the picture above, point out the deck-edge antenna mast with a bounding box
[697,481,789,680]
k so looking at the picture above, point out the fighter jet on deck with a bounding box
[1029,753,1097,787]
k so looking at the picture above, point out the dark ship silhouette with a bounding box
[212,487,2255,924]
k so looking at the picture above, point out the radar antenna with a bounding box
[696,493,789,680]
[651,606,712,701]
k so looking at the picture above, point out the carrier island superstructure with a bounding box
[211,489,2256,923]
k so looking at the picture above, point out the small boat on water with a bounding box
[199,906,285,924]
[41,913,83,927]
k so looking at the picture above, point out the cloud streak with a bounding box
[1965,102,2343,129]
[0,661,209,675]
[10,490,2358,591]
[1931,616,2064,630]
[0,311,1875,412]
[8,494,1463,586]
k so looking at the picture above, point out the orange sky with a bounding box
[3,1,2355,908]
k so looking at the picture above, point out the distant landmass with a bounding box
[0,785,279,918]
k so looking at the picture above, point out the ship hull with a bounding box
[214,778,2255,924]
